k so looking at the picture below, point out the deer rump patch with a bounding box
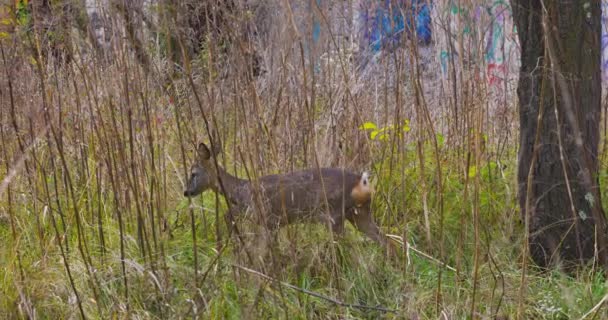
[351,172,373,207]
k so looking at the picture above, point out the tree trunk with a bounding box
[30,0,73,64]
[512,0,608,269]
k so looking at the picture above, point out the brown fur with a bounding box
[184,143,388,248]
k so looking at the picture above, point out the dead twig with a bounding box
[386,234,457,273]
[231,264,399,313]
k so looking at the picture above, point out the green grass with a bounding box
[2,141,607,319]
[0,17,606,317]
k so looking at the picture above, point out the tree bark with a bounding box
[30,0,73,64]
[512,0,608,270]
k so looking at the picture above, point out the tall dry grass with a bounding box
[1,0,606,319]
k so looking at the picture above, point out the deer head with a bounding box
[183,142,220,197]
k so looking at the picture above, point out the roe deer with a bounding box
[183,142,388,248]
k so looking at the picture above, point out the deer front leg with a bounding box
[347,205,387,248]
[316,210,345,238]
[329,210,345,236]
[224,206,240,237]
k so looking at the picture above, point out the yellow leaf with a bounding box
[403,120,411,132]
[468,165,477,178]
[359,122,377,130]
[370,130,379,140]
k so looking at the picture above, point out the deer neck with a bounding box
[211,165,250,206]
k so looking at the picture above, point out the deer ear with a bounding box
[211,141,222,156]
[197,143,212,159]
[210,132,222,156]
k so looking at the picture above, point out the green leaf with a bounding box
[403,119,411,132]
[480,162,498,178]
[436,133,445,147]
[359,122,377,130]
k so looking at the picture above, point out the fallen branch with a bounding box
[231,264,399,313]
[386,234,457,272]
[579,293,608,320]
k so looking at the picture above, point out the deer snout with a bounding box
[184,180,199,197]
[184,184,202,197]
[184,168,211,198]
[183,180,205,197]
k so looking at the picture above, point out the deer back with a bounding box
[254,168,372,222]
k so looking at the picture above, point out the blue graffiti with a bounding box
[361,0,432,52]
[602,2,608,80]
[312,0,321,43]
[415,3,432,44]
[603,35,608,78]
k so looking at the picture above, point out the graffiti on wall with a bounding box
[436,0,517,88]
[602,2,608,81]
[436,1,608,87]
[299,0,608,86]
[484,1,515,86]
[358,0,432,53]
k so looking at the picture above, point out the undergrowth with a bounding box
[1,1,607,318]
[2,136,607,319]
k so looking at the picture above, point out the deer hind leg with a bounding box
[347,205,387,248]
